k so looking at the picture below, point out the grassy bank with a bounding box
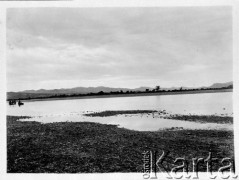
[84,110,158,117]
[7,116,234,173]
[84,110,232,124]
[164,114,233,124]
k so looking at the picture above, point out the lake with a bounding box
[7,92,233,131]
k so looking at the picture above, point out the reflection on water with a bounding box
[7,92,233,131]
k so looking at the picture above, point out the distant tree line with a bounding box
[7,84,233,101]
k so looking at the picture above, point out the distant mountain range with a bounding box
[13,86,153,94]
[7,81,232,100]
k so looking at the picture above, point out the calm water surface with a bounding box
[7,92,233,131]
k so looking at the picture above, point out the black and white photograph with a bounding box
[2,2,239,179]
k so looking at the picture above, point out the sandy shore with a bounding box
[20,89,232,102]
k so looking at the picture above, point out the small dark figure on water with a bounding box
[18,100,24,106]
[9,100,16,106]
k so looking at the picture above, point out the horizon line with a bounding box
[7,81,233,93]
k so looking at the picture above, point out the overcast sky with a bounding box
[7,7,232,92]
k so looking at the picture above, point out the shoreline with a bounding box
[18,89,232,102]
[7,116,234,173]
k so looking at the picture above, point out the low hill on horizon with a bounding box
[207,82,233,89]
